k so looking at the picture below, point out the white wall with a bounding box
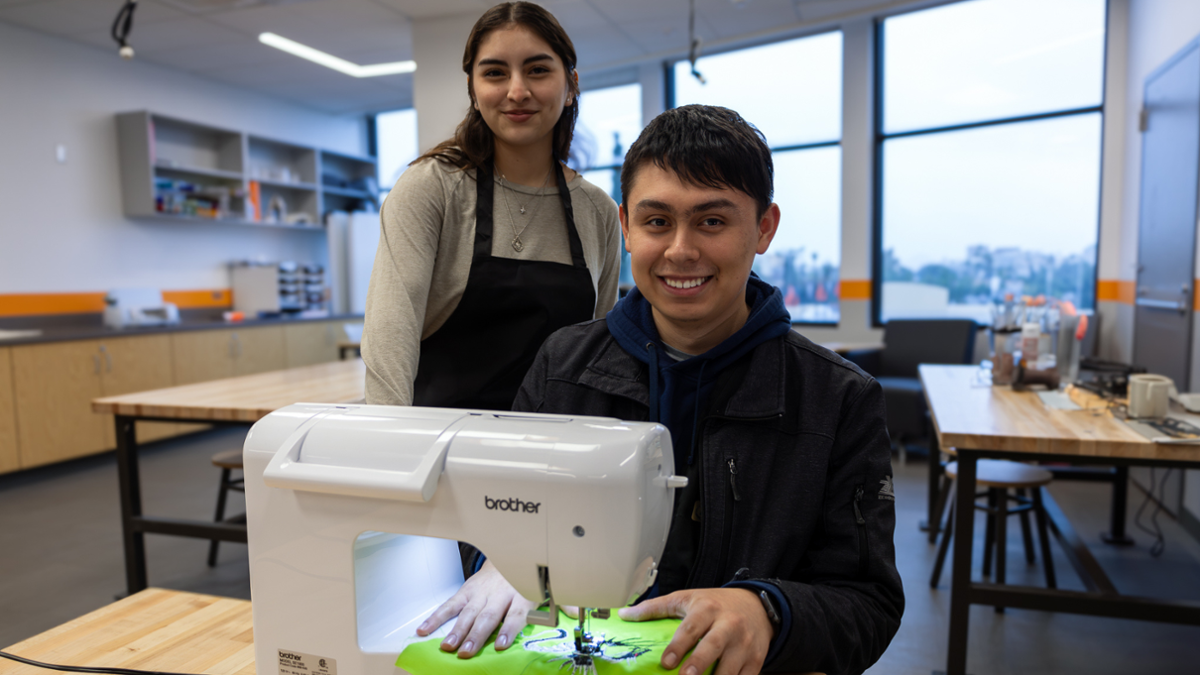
[0,21,367,294]
[411,12,478,155]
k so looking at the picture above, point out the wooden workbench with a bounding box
[92,360,367,596]
[0,589,254,675]
[93,358,366,423]
[921,365,1200,675]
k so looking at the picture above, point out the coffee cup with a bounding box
[1127,373,1173,419]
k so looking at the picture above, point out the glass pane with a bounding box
[574,83,643,171]
[674,32,842,148]
[883,0,1106,134]
[879,113,1101,323]
[376,109,418,191]
[582,168,635,288]
[755,146,841,324]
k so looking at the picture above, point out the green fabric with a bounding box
[395,613,712,674]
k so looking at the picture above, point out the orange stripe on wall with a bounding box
[0,289,231,318]
[1096,280,1136,305]
[162,289,232,309]
[838,280,872,301]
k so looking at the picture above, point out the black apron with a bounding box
[412,162,596,410]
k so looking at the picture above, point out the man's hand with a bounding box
[618,588,773,675]
[414,561,533,659]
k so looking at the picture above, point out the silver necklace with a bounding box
[498,167,553,252]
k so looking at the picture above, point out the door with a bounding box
[11,340,108,468]
[284,322,338,368]
[0,348,18,474]
[172,329,235,385]
[232,326,286,376]
[100,335,178,446]
[1134,40,1200,390]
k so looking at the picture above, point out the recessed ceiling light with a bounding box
[258,32,416,77]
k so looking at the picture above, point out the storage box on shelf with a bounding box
[116,111,375,229]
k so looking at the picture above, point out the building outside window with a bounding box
[573,83,644,288]
[875,0,1106,323]
[673,31,843,324]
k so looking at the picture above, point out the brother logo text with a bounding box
[484,496,541,514]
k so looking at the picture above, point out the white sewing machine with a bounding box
[245,403,685,675]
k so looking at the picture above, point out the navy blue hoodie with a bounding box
[607,273,795,662]
[607,272,793,467]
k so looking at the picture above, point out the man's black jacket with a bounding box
[511,319,904,675]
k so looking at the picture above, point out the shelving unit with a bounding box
[116,111,377,229]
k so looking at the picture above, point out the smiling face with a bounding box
[471,25,572,157]
[620,163,780,353]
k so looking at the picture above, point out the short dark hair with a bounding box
[620,105,774,218]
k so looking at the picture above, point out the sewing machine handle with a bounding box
[262,412,471,502]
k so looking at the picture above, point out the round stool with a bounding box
[208,449,245,567]
[931,459,1057,611]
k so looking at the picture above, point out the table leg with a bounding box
[921,427,943,535]
[1101,465,1135,546]
[114,415,147,595]
[946,450,977,675]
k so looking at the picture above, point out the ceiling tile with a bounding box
[373,0,490,20]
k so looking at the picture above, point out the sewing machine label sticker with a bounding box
[277,649,337,675]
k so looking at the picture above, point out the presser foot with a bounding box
[571,607,600,670]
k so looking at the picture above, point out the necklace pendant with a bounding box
[512,236,525,252]
[519,205,526,215]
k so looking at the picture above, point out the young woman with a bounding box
[363,2,620,410]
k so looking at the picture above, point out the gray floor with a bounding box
[2,429,1200,674]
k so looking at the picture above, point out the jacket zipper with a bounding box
[854,484,868,576]
[717,456,738,577]
[684,413,780,589]
[726,458,742,502]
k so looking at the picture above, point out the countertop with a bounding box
[0,312,363,348]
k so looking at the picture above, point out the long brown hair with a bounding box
[413,2,580,171]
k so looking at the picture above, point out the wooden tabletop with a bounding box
[92,359,366,423]
[0,589,253,675]
[920,364,1200,462]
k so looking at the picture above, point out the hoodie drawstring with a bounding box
[646,342,660,423]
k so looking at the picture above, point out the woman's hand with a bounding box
[415,561,534,659]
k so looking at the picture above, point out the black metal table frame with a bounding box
[924,424,1135,546]
[943,448,1200,675]
[115,414,251,596]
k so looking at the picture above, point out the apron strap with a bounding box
[476,160,587,269]
[473,162,495,262]
[553,162,587,269]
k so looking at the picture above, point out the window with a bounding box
[574,83,644,289]
[673,31,843,324]
[875,0,1105,323]
[376,108,418,196]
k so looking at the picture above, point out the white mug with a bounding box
[1128,373,1173,419]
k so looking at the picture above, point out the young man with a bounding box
[418,105,903,675]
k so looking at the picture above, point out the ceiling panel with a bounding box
[0,0,926,115]
[373,0,491,20]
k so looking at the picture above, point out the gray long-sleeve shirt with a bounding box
[363,158,621,406]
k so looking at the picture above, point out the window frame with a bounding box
[665,28,846,326]
[869,2,1109,326]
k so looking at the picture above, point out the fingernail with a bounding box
[662,652,678,669]
[418,621,430,633]
[683,667,697,675]
[443,633,458,648]
[496,634,509,649]
[462,640,474,654]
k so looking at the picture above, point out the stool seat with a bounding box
[945,460,1052,488]
[211,449,244,470]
